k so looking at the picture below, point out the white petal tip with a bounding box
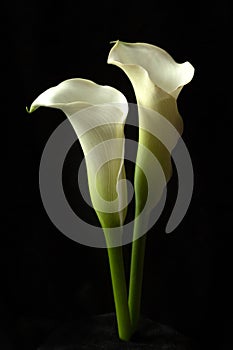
[26,105,38,114]
[183,62,195,84]
[109,40,119,44]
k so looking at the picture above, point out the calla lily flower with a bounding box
[27,78,129,229]
[27,44,195,341]
[108,40,195,211]
[108,41,195,331]
[28,78,132,340]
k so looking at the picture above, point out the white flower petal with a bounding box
[108,41,194,211]
[28,78,127,117]
[28,78,128,228]
[108,41,194,96]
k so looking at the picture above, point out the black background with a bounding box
[5,1,232,349]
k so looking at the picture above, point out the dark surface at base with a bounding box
[38,313,198,350]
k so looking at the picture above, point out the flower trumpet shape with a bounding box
[108,41,195,332]
[108,41,195,214]
[27,78,129,229]
[28,78,133,340]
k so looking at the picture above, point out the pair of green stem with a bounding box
[104,206,148,341]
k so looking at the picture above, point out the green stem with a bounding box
[104,229,132,341]
[128,162,149,332]
[128,214,148,332]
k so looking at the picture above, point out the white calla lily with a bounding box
[28,78,132,341]
[27,45,195,341]
[28,78,128,229]
[108,41,195,208]
[108,41,195,331]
